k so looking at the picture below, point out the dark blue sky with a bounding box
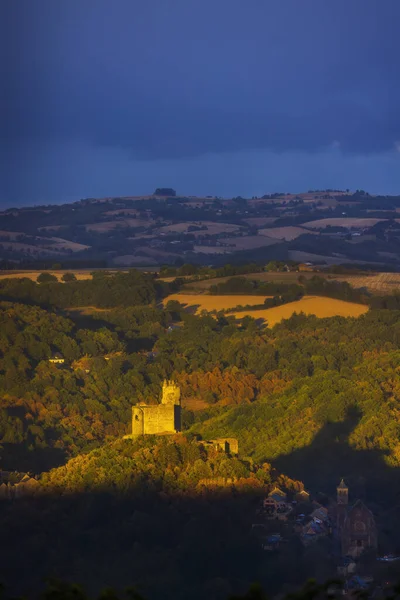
[2,0,400,206]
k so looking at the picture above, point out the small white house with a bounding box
[49,352,65,364]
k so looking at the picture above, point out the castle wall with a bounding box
[132,407,145,436]
[132,404,180,435]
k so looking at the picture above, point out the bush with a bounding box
[61,272,77,282]
[37,272,58,284]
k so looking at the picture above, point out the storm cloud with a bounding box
[2,0,400,204]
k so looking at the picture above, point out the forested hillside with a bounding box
[1,271,400,598]
[0,269,174,308]
[1,276,399,481]
[0,436,320,600]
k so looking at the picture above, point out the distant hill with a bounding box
[1,189,400,268]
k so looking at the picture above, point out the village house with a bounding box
[0,472,40,500]
[104,351,123,361]
[263,488,292,520]
[296,489,310,503]
[301,519,328,546]
[300,505,330,546]
[251,524,283,552]
[48,352,65,364]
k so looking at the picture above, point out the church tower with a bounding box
[337,478,349,505]
[336,478,349,530]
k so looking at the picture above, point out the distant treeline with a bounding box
[160,262,268,279]
[0,270,176,308]
[0,259,108,271]
[209,277,303,297]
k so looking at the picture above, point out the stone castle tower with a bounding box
[130,380,181,436]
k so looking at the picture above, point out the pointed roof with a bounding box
[347,499,373,515]
[337,478,348,489]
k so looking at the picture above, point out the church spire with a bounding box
[337,478,348,505]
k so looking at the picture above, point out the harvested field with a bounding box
[103,209,141,216]
[259,226,317,241]
[156,221,242,236]
[140,248,181,259]
[302,218,398,229]
[288,250,384,266]
[193,235,280,254]
[48,237,90,252]
[163,294,272,312]
[0,230,27,240]
[231,296,368,326]
[0,232,89,253]
[0,242,64,256]
[243,217,278,227]
[37,225,64,232]
[222,235,280,250]
[112,255,157,266]
[334,272,400,294]
[192,246,233,254]
[85,219,151,232]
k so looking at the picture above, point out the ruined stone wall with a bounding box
[210,438,239,455]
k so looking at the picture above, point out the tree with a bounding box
[165,300,183,313]
[154,188,176,196]
[37,272,58,284]
[265,261,279,272]
[61,272,77,282]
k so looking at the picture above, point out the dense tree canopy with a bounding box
[0,270,175,309]
[1,276,400,600]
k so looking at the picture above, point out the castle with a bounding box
[128,380,182,436]
[335,478,377,557]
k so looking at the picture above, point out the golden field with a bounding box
[230,296,368,325]
[163,293,368,324]
[163,294,272,312]
[163,293,368,325]
[0,271,93,282]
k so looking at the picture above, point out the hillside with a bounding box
[0,274,399,471]
[2,189,400,268]
[0,435,310,599]
[1,275,400,598]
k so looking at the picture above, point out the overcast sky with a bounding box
[2,0,400,206]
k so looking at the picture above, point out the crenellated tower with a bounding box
[129,380,181,437]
